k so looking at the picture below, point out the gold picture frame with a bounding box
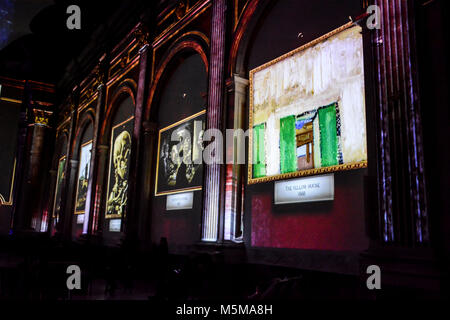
[74,140,93,215]
[248,22,368,185]
[105,116,135,219]
[155,110,206,196]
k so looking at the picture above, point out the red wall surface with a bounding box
[249,170,369,252]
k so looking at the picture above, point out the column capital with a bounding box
[233,74,249,86]
[135,24,150,51]
[97,83,105,91]
[233,74,249,95]
[139,44,150,54]
[32,108,53,127]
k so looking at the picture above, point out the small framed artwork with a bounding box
[155,110,206,196]
[74,141,92,215]
[105,116,134,219]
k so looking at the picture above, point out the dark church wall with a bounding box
[0,206,12,235]
[150,53,208,253]
[0,99,20,235]
[242,0,369,253]
[415,0,450,262]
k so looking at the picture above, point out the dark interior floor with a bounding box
[0,234,443,301]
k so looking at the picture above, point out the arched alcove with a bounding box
[49,131,69,235]
[232,0,370,258]
[148,51,208,254]
[102,89,135,245]
[71,112,94,239]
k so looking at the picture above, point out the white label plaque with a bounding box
[274,174,334,204]
[76,214,85,224]
[109,219,122,232]
[166,192,194,211]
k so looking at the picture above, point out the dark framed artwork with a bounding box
[53,156,66,220]
[105,116,134,219]
[155,110,206,196]
[74,141,92,215]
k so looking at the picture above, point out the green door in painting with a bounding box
[253,123,266,178]
[280,115,297,174]
[318,103,339,167]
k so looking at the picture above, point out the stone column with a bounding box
[91,144,109,235]
[138,121,157,247]
[59,98,78,240]
[11,84,54,233]
[125,26,150,244]
[11,81,33,232]
[201,0,227,242]
[223,75,248,242]
[28,110,53,231]
[22,120,45,230]
[62,158,79,238]
[85,68,107,237]
[360,0,438,292]
[371,0,429,245]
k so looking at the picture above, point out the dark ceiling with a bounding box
[0,0,138,85]
[0,0,54,50]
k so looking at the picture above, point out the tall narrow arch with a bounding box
[101,81,136,243]
[227,0,371,267]
[71,109,95,239]
[100,79,137,143]
[143,37,209,253]
[229,0,266,77]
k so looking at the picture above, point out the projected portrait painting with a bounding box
[74,141,92,214]
[249,24,368,184]
[105,117,134,219]
[53,156,66,220]
[155,110,205,196]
